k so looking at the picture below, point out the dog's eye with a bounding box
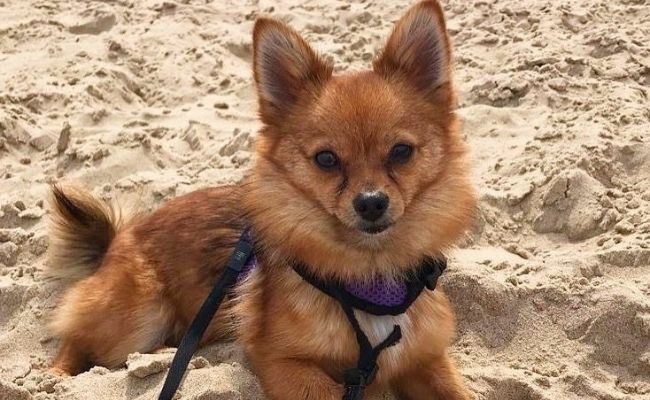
[314,151,339,170]
[388,144,413,164]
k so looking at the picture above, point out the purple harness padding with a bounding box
[239,251,424,310]
[344,278,408,307]
[238,228,446,315]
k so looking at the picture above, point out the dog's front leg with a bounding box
[255,357,344,400]
[392,353,473,400]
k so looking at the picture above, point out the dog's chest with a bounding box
[354,310,411,348]
[351,310,412,372]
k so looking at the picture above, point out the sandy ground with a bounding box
[1,0,649,399]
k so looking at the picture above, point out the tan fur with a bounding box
[48,1,476,398]
[47,184,122,282]
[49,187,245,374]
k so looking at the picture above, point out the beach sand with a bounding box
[0,0,649,399]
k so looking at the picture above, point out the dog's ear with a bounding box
[253,18,332,126]
[373,1,451,100]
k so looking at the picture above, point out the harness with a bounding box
[158,230,446,400]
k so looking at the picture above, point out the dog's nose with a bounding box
[353,192,389,222]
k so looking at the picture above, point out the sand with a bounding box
[0,0,649,399]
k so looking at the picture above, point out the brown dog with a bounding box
[47,1,477,399]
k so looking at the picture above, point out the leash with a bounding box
[157,230,253,400]
[157,227,446,400]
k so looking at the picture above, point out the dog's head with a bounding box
[246,1,476,277]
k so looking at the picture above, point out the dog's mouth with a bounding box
[357,221,393,235]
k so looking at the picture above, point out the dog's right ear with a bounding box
[373,1,452,103]
[253,18,332,126]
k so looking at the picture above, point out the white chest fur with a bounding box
[353,310,411,371]
[354,310,411,347]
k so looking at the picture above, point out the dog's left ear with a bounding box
[373,0,451,100]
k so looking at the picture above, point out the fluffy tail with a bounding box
[47,184,121,281]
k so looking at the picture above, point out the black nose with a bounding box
[353,192,389,222]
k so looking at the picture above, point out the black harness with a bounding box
[158,231,446,400]
[292,259,446,399]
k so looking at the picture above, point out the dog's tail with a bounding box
[47,184,122,281]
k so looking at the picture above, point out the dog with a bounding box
[47,1,477,398]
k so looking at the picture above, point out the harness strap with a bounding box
[157,227,446,400]
[292,259,446,400]
[339,299,402,400]
[158,231,253,400]
[292,258,446,316]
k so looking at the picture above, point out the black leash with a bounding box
[157,231,253,400]
[157,226,446,400]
